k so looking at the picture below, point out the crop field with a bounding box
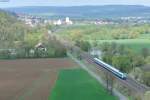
[0,58,77,100]
[49,69,117,100]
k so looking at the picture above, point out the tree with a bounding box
[70,30,83,41]
[101,42,111,52]
[145,56,150,64]
[111,42,118,54]
[75,40,91,52]
[144,91,150,100]
[102,54,113,64]
[112,56,131,72]
[128,31,139,39]
[117,45,126,55]
[93,39,98,47]
[130,68,143,82]
[132,55,145,68]
[141,48,149,58]
[142,72,150,87]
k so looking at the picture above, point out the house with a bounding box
[35,43,47,51]
[90,48,102,58]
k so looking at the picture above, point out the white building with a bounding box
[66,17,70,23]
[53,19,62,25]
[90,48,102,58]
[65,17,73,25]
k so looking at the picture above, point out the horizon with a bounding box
[0,0,150,8]
[1,4,150,9]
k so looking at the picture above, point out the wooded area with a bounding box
[0,11,67,59]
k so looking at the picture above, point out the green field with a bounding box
[49,69,117,100]
[90,39,150,52]
[56,24,150,53]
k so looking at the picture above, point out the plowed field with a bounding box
[0,58,77,100]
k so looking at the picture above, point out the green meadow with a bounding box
[90,39,150,52]
[49,69,117,100]
[56,24,150,53]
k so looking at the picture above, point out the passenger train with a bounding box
[93,58,127,80]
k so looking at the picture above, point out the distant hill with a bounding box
[4,5,150,19]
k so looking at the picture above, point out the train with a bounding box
[93,58,127,80]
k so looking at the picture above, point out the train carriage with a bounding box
[93,58,127,80]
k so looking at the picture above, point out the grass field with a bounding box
[49,69,117,100]
[90,39,150,53]
[56,25,150,53]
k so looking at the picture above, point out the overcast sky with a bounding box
[0,0,150,8]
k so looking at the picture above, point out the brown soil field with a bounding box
[0,58,77,100]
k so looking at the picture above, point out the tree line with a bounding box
[100,42,150,86]
[0,10,67,59]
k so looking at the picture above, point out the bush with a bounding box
[75,40,91,52]
[142,72,150,87]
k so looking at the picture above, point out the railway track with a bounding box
[51,33,150,94]
[80,51,150,94]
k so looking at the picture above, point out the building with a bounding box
[90,48,102,58]
[65,17,73,25]
[53,19,62,25]
[35,42,47,51]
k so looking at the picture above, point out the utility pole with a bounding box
[110,75,114,95]
[105,72,114,95]
[106,72,109,92]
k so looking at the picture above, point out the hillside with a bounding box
[5,5,150,19]
[0,10,67,59]
[0,10,26,49]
